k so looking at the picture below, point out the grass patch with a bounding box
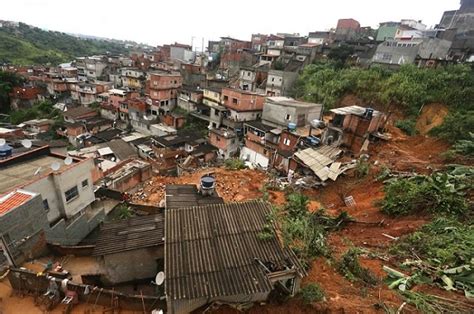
[300,283,325,304]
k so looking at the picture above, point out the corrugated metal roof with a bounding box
[330,105,382,117]
[165,200,305,301]
[294,146,342,181]
[93,214,164,256]
[165,185,224,210]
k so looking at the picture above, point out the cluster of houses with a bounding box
[0,2,473,312]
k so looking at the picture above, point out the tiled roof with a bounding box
[0,191,33,215]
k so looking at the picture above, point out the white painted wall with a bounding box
[240,147,269,169]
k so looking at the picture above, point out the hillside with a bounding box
[0,22,131,65]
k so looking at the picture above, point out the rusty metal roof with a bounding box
[165,200,305,301]
[93,213,164,256]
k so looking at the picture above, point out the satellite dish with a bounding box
[51,162,60,171]
[64,156,73,165]
[0,139,5,145]
[21,139,32,148]
[155,272,165,286]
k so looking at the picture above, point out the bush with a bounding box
[301,283,325,304]
[381,167,471,216]
[224,158,246,170]
[355,159,370,178]
[395,119,418,136]
[337,248,378,285]
[431,110,474,143]
[285,193,309,218]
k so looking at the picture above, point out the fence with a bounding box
[8,267,166,312]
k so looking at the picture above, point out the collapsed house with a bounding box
[165,200,306,314]
[322,106,387,153]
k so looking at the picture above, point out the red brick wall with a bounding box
[209,132,231,150]
[278,131,300,152]
[221,88,265,111]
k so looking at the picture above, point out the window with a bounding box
[263,149,268,155]
[285,114,291,120]
[232,98,238,105]
[271,78,275,82]
[223,95,229,101]
[216,136,221,142]
[43,199,49,211]
[283,138,291,146]
[82,179,89,188]
[65,186,79,203]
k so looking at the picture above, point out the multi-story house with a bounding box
[238,65,269,93]
[308,31,333,45]
[208,128,239,159]
[147,71,183,113]
[221,88,266,131]
[120,67,146,90]
[0,146,104,246]
[262,97,324,129]
[335,18,361,41]
[75,56,109,81]
[71,81,113,105]
[177,86,204,113]
[265,70,299,97]
[197,87,226,129]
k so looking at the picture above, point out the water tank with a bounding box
[200,175,216,196]
[310,119,326,129]
[0,144,13,158]
[288,123,297,131]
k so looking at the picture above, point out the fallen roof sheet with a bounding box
[93,214,164,256]
[165,200,305,301]
[294,146,342,181]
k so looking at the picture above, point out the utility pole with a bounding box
[0,235,17,268]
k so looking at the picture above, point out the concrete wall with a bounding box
[0,194,49,264]
[101,247,164,285]
[262,102,322,128]
[240,146,269,169]
[47,206,105,246]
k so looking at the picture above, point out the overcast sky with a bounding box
[2,0,460,49]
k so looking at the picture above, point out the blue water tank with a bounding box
[201,175,216,189]
[288,123,297,131]
[0,144,13,158]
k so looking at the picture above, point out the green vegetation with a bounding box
[381,166,472,216]
[9,100,61,125]
[292,62,474,142]
[276,193,353,263]
[431,110,474,144]
[337,248,378,285]
[400,291,472,313]
[224,158,246,170]
[0,23,130,65]
[395,119,418,136]
[0,71,25,113]
[300,283,325,304]
[115,204,135,220]
[355,159,370,178]
[391,217,473,269]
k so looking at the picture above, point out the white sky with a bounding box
[1,0,460,49]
